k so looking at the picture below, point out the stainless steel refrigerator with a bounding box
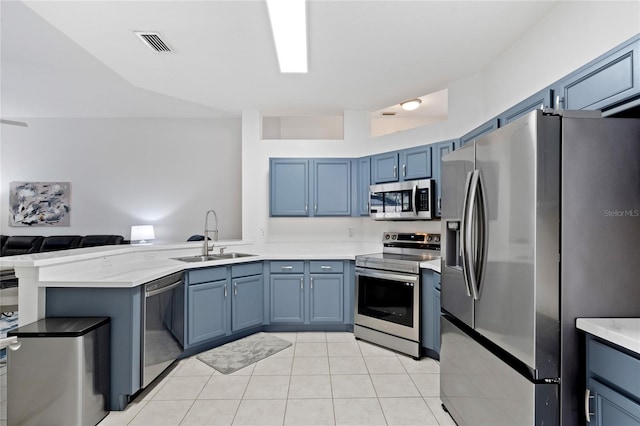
[440,109,640,426]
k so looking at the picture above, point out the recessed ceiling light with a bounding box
[266,0,308,73]
[400,98,422,111]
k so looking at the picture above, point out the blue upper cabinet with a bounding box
[552,35,640,113]
[355,157,371,216]
[371,151,399,183]
[431,140,457,217]
[312,159,351,216]
[270,158,309,216]
[372,146,432,184]
[460,118,499,147]
[499,89,552,126]
[400,145,432,180]
[270,158,351,217]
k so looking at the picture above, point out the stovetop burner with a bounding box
[355,232,441,274]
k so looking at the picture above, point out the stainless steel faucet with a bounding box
[203,209,219,256]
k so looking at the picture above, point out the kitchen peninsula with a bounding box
[1,240,441,410]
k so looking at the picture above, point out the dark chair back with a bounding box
[79,235,124,247]
[40,235,83,252]
[1,236,45,256]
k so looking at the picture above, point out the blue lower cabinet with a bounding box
[232,274,264,332]
[589,379,640,425]
[309,274,344,323]
[188,279,229,344]
[270,274,305,323]
[187,265,264,348]
[420,270,441,359]
[268,260,349,326]
[585,335,640,426]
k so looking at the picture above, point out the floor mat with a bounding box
[197,332,291,374]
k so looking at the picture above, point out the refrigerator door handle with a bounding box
[463,170,487,300]
[460,170,475,297]
[475,171,489,297]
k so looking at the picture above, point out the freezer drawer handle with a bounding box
[585,388,594,422]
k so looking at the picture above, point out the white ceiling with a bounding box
[1,0,561,119]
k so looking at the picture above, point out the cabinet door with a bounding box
[553,36,640,112]
[420,270,435,351]
[459,118,499,147]
[588,379,640,426]
[499,89,552,126]
[313,159,351,216]
[356,157,371,216]
[309,274,344,323]
[270,158,309,216]
[433,274,441,355]
[432,140,456,217]
[372,152,399,183]
[400,145,432,181]
[232,274,264,332]
[188,280,228,345]
[270,274,304,323]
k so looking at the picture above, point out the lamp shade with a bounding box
[131,225,155,244]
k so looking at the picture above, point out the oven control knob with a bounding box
[392,235,397,240]
[385,234,391,240]
[435,235,441,243]
[427,235,433,242]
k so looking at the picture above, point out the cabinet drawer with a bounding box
[309,261,344,274]
[588,338,640,399]
[187,267,227,285]
[270,261,304,274]
[231,262,263,278]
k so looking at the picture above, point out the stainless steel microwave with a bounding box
[369,179,434,220]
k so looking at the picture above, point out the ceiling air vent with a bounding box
[382,112,396,116]
[135,32,172,52]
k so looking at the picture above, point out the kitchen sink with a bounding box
[172,253,256,263]
[210,252,256,259]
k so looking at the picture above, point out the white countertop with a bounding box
[576,318,640,355]
[0,240,441,287]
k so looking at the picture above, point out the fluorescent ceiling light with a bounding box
[266,0,308,73]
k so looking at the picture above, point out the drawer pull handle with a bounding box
[300,277,304,290]
[585,388,594,423]
[310,277,314,289]
[224,284,227,298]
[234,282,238,296]
[320,265,332,270]
[281,266,294,270]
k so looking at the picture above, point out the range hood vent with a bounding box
[135,32,172,52]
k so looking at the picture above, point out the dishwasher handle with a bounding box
[145,279,183,298]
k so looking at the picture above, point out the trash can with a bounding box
[7,317,110,426]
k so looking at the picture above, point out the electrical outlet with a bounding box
[348,228,354,238]
[260,228,265,239]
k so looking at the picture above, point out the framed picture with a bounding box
[9,181,71,226]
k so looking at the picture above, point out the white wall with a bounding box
[241,1,640,243]
[1,117,242,243]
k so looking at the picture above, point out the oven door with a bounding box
[354,267,420,342]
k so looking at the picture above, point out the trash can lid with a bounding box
[7,317,109,337]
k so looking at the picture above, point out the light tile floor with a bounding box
[1,332,456,426]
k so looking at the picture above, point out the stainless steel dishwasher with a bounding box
[142,271,185,387]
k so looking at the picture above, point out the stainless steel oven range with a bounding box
[354,232,440,358]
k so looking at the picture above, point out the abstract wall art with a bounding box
[9,181,71,226]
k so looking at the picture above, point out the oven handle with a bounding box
[355,267,419,284]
